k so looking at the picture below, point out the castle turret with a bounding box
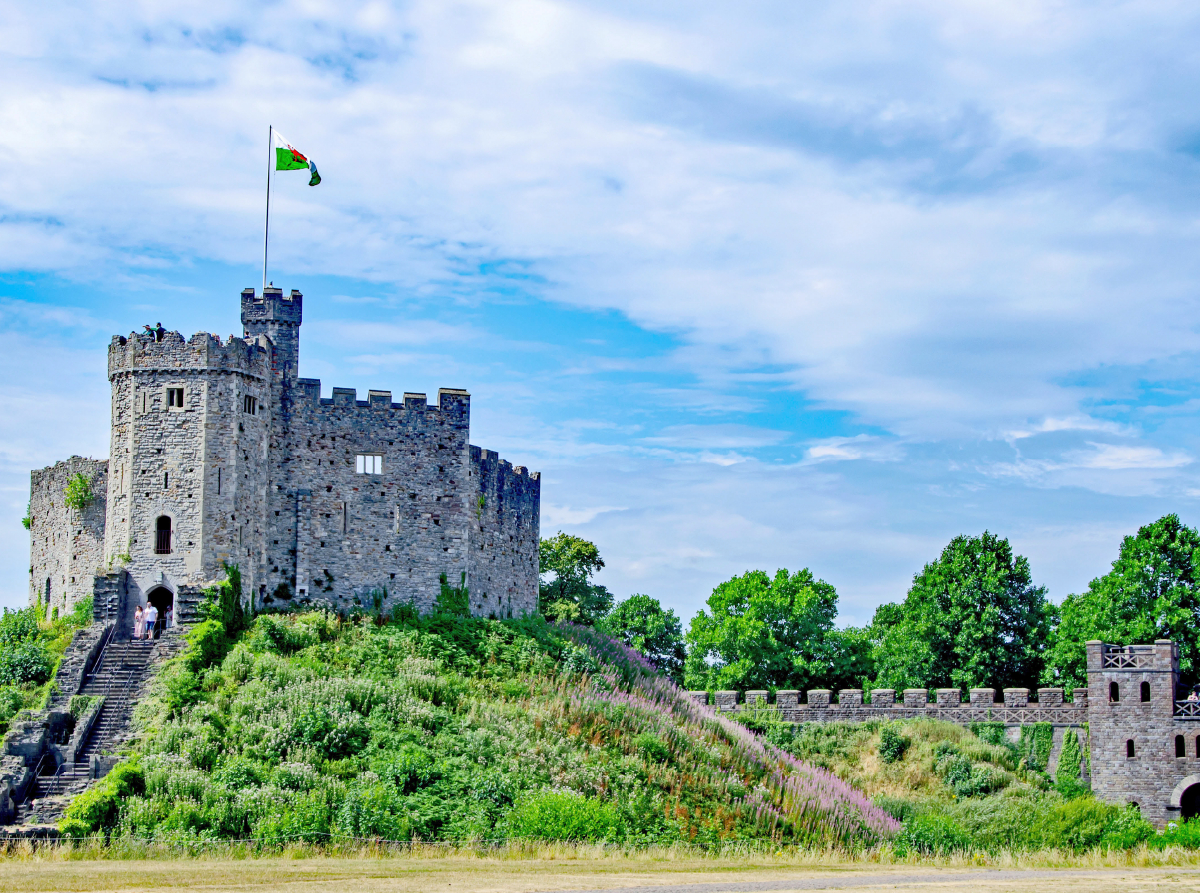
[241,286,302,383]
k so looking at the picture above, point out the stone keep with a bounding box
[28,287,540,625]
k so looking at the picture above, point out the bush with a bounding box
[503,790,620,841]
[894,812,970,856]
[875,795,920,823]
[59,760,144,836]
[635,732,670,763]
[1154,817,1200,849]
[0,640,53,686]
[1042,797,1118,851]
[1101,805,1154,849]
[879,724,909,763]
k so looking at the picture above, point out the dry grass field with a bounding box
[0,846,1199,893]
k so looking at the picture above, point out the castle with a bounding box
[693,639,1200,826]
[27,287,541,627]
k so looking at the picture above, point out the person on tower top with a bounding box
[154,322,166,342]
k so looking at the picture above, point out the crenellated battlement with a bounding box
[241,286,302,326]
[689,686,1089,725]
[293,381,471,419]
[108,331,272,379]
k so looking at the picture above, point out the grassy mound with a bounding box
[61,600,896,846]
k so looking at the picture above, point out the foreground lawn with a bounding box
[0,848,1199,893]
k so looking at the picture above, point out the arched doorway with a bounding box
[146,586,173,639]
[1183,784,1200,821]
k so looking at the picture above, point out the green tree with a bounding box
[538,532,612,624]
[871,532,1050,692]
[683,568,840,692]
[1043,514,1200,688]
[598,594,686,682]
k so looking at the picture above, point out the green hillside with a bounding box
[59,579,896,846]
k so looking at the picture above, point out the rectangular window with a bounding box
[243,395,257,415]
[167,387,184,409]
[356,454,383,474]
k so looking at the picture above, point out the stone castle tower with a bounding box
[28,287,540,629]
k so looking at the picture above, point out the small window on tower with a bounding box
[167,387,185,409]
[243,395,257,414]
[356,454,383,474]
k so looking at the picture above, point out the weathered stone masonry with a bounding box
[691,639,1200,826]
[28,287,540,625]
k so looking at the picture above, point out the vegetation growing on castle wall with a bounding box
[63,472,95,514]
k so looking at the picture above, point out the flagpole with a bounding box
[263,125,272,294]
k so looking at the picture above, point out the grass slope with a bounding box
[60,602,895,846]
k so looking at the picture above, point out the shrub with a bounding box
[1101,805,1154,849]
[0,640,53,686]
[635,732,670,763]
[879,724,909,763]
[894,812,970,856]
[1154,817,1200,849]
[503,790,620,841]
[335,780,411,840]
[59,760,144,836]
[63,472,94,513]
[1042,797,1117,851]
[946,789,1050,852]
[875,795,920,823]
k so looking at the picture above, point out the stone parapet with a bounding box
[694,687,1086,725]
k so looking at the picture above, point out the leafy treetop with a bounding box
[1044,513,1200,688]
[869,531,1050,692]
[683,567,840,692]
[598,594,686,683]
[538,532,612,625]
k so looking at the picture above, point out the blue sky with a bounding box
[4,1,1200,625]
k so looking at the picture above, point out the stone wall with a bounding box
[689,686,1088,726]
[28,457,108,615]
[468,447,540,617]
[274,386,474,614]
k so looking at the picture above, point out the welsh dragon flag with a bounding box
[273,130,321,186]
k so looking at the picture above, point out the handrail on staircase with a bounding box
[83,624,119,687]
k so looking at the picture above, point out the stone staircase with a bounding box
[17,631,183,825]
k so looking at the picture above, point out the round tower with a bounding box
[104,328,273,626]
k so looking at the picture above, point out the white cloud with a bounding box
[1068,443,1191,471]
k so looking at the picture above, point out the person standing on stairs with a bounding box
[144,603,158,640]
[133,605,144,641]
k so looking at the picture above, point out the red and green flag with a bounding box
[273,131,321,186]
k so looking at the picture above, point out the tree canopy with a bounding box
[683,568,841,692]
[1043,513,1200,689]
[870,532,1050,692]
[538,532,612,625]
[598,594,686,683]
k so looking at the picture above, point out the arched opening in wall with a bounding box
[1177,735,1186,757]
[1141,681,1151,702]
[155,516,172,554]
[1126,739,1136,757]
[1183,785,1200,821]
[146,587,173,639]
[44,578,50,602]
[1110,682,1120,702]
